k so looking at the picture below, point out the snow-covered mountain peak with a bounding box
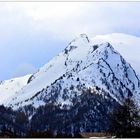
[64,34,91,55]
[5,35,140,109]
[70,33,90,45]
[79,33,90,42]
[0,33,140,110]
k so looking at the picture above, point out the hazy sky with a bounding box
[1,2,140,80]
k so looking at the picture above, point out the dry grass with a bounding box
[80,132,112,138]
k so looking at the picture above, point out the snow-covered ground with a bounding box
[93,33,140,75]
[0,74,31,105]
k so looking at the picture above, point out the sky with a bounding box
[1,2,140,80]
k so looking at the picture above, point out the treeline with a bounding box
[0,96,140,138]
[0,128,82,138]
[0,104,84,138]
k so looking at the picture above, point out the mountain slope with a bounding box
[93,33,140,75]
[0,74,31,105]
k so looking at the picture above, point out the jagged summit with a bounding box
[64,34,91,55]
[69,33,90,45]
[79,33,90,42]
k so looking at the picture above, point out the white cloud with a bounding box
[25,3,140,40]
[0,2,140,40]
[0,2,140,79]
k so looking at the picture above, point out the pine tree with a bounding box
[110,97,140,138]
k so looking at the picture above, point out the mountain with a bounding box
[0,33,140,134]
[4,34,140,109]
[0,74,31,105]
